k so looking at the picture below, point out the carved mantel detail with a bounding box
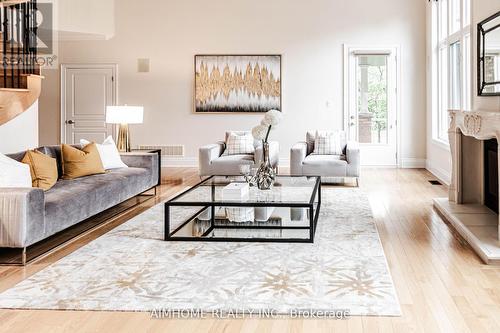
[463,114,482,136]
[449,109,500,141]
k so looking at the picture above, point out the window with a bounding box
[356,55,388,144]
[433,0,471,142]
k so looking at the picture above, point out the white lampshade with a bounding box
[106,106,144,124]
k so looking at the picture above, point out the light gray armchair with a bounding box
[199,131,279,177]
[290,131,360,185]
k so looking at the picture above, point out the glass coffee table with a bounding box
[164,176,321,243]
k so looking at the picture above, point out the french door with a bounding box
[345,46,399,166]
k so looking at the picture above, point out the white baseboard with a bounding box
[426,160,451,185]
[400,158,426,169]
[161,156,451,185]
[279,158,290,168]
[162,157,198,167]
[162,157,292,168]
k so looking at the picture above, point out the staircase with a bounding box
[0,0,42,126]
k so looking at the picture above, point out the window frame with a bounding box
[432,0,471,144]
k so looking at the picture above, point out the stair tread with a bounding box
[0,88,29,92]
[0,74,44,89]
[1,0,32,6]
[0,73,40,76]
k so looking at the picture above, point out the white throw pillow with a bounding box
[311,131,344,155]
[0,152,32,188]
[223,133,255,156]
[80,136,128,170]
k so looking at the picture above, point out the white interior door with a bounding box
[61,64,117,144]
[345,47,399,166]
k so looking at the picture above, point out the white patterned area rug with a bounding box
[0,188,401,316]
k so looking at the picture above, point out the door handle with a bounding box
[66,120,75,125]
[350,122,355,126]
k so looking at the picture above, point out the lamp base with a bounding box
[116,124,131,152]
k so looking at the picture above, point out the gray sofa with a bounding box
[199,131,279,177]
[0,145,159,251]
[290,131,360,184]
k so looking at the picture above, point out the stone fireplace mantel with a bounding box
[448,109,500,203]
[434,109,500,265]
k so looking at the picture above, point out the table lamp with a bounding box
[106,105,144,152]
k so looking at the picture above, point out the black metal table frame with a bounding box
[164,176,321,243]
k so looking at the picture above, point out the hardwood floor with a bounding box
[1,168,499,333]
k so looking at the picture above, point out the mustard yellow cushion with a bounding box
[21,150,58,191]
[61,143,105,180]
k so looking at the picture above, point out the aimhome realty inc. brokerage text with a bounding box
[150,309,351,320]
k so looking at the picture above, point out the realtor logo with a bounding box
[2,0,57,69]
[35,2,54,55]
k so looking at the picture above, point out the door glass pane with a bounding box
[356,55,388,144]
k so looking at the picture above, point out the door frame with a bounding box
[60,63,118,144]
[343,44,401,167]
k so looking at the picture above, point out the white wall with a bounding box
[426,0,500,185]
[55,0,115,40]
[0,101,39,154]
[39,0,427,166]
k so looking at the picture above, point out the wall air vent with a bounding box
[138,145,185,157]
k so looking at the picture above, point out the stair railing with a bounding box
[1,0,38,89]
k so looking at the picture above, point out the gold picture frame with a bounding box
[194,54,282,113]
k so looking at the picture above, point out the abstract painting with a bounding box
[195,55,281,113]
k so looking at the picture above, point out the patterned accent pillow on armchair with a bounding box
[311,131,345,155]
[223,132,255,156]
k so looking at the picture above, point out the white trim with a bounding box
[352,50,392,55]
[279,158,290,168]
[162,157,198,167]
[343,44,401,167]
[431,138,451,152]
[426,159,451,185]
[161,156,438,172]
[431,0,472,144]
[360,165,398,169]
[400,158,427,169]
[60,63,118,144]
[162,157,292,168]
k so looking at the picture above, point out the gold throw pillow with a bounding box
[61,143,105,180]
[21,150,58,191]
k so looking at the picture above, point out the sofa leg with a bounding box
[22,248,27,266]
[356,178,360,187]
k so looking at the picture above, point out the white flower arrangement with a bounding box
[261,109,283,126]
[252,125,268,141]
[252,109,282,143]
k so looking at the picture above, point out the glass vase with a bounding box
[256,142,276,190]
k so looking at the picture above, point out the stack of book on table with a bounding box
[222,182,252,223]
